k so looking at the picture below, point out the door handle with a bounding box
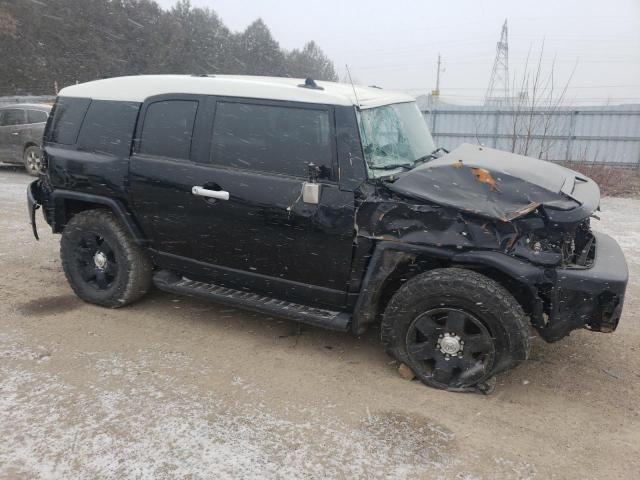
[192,186,229,201]
[11,132,19,136]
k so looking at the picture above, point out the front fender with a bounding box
[351,241,546,334]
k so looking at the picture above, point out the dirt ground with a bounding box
[1,166,639,480]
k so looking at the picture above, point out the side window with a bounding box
[139,100,198,160]
[27,110,49,124]
[211,102,332,178]
[2,109,26,126]
[47,97,91,144]
[77,100,140,157]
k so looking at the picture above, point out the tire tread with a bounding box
[381,268,531,389]
[60,209,152,308]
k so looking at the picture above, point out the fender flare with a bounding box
[51,189,148,246]
[351,241,546,334]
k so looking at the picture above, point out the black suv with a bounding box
[27,75,628,392]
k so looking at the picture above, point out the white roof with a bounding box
[57,75,415,109]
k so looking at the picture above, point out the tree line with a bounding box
[0,0,338,96]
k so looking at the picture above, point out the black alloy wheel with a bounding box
[381,268,531,392]
[60,209,152,308]
[406,308,495,388]
[74,232,119,290]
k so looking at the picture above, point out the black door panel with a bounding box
[129,95,356,308]
[130,157,354,299]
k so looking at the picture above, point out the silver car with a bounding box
[0,103,52,175]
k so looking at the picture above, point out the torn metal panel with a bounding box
[356,198,495,250]
[386,143,600,223]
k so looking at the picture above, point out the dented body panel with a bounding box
[387,144,599,223]
[348,143,626,341]
[28,84,627,345]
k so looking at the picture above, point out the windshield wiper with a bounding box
[369,163,414,171]
[414,147,450,166]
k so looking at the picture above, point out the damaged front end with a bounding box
[356,144,627,342]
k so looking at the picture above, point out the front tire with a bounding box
[23,145,42,176]
[381,268,531,391]
[60,210,152,308]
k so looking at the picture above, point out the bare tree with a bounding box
[506,43,576,160]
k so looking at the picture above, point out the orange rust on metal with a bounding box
[470,167,499,192]
[451,159,464,169]
[505,201,541,221]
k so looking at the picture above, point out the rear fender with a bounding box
[50,189,148,246]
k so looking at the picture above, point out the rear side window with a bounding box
[77,100,140,157]
[1,109,26,126]
[27,110,48,124]
[139,100,198,160]
[47,97,91,144]
[211,102,332,178]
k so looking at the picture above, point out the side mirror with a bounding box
[307,162,322,182]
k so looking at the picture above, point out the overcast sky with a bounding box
[157,0,640,105]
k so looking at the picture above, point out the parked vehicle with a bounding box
[0,103,51,175]
[27,75,628,392]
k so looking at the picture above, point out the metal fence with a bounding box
[3,96,639,166]
[422,104,640,167]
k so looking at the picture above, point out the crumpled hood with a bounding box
[386,143,600,222]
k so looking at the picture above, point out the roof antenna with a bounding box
[345,64,361,108]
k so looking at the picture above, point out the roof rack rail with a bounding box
[298,78,324,91]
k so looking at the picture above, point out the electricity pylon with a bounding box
[484,19,510,105]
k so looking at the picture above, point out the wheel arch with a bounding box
[23,141,40,152]
[351,241,546,335]
[50,190,148,247]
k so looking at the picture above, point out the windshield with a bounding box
[358,102,436,177]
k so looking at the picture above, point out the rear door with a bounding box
[129,95,204,260]
[25,109,49,146]
[0,108,26,161]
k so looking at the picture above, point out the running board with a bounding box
[153,270,351,332]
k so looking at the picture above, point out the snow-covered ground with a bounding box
[1,167,639,480]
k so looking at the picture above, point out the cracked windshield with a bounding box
[359,102,436,176]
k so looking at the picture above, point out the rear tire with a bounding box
[381,268,530,391]
[23,145,42,176]
[60,210,152,308]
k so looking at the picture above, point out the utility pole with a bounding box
[484,19,510,105]
[432,53,442,97]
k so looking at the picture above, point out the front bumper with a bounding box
[541,231,628,341]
